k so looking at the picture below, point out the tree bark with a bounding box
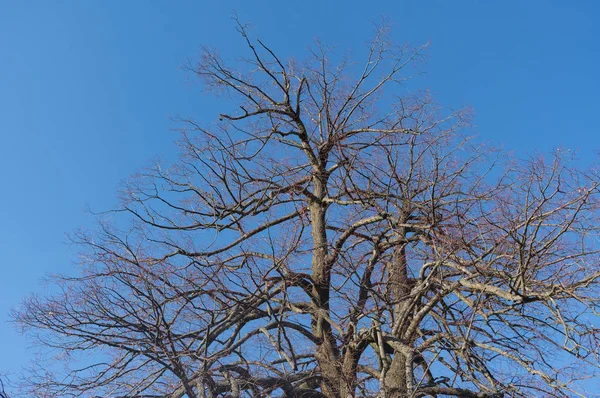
[384,243,410,397]
[310,174,347,398]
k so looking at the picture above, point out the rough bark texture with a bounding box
[384,245,411,397]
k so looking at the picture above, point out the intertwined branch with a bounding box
[12,22,600,398]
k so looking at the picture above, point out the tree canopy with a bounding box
[13,23,600,398]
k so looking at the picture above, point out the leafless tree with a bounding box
[12,22,600,398]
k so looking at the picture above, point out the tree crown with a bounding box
[13,23,600,398]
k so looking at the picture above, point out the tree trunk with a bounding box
[310,177,349,398]
[384,353,409,397]
[384,243,411,397]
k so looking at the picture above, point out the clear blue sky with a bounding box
[1,0,599,382]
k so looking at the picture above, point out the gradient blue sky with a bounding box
[1,0,599,383]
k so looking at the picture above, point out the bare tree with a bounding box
[12,23,600,398]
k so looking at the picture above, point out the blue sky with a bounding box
[1,0,598,383]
